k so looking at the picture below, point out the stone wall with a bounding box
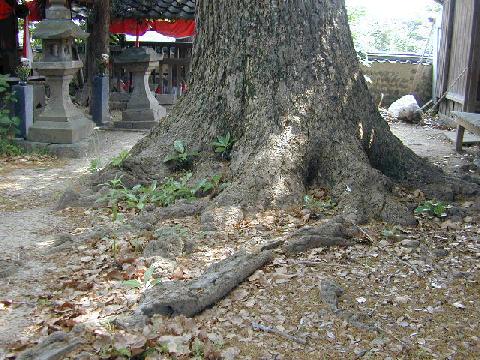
[362,62,433,107]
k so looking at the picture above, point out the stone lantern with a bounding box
[27,0,94,144]
[114,47,166,129]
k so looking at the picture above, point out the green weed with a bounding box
[110,150,129,168]
[211,132,235,160]
[414,200,449,218]
[163,140,199,170]
[97,173,222,221]
[303,195,337,214]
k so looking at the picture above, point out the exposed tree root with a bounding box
[137,218,362,318]
[320,279,376,332]
[130,200,208,231]
[137,250,274,317]
[283,218,357,254]
[17,331,83,360]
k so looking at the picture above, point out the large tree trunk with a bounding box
[101,0,457,224]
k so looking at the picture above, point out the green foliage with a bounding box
[98,173,222,221]
[211,132,235,160]
[346,2,441,54]
[99,345,131,359]
[303,195,337,215]
[123,265,160,290]
[414,200,448,218]
[0,75,20,141]
[163,140,199,170]
[88,158,102,173]
[110,150,129,168]
[0,140,23,156]
[16,64,31,83]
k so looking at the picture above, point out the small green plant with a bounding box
[211,132,235,160]
[15,58,31,83]
[88,158,101,173]
[163,140,199,170]
[99,345,131,359]
[123,265,160,290]
[0,140,23,156]
[0,74,20,145]
[110,150,129,168]
[414,200,449,218]
[303,195,337,214]
[97,173,223,221]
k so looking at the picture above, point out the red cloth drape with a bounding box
[110,18,195,38]
[149,19,195,38]
[0,0,13,21]
[109,19,150,36]
[26,1,42,21]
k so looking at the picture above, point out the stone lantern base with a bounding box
[115,107,165,130]
[28,62,95,144]
[27,116,94,144]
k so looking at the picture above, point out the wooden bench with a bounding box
[451,111,480,152]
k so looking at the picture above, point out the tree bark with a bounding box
[100,0,459,224]
[86,0,110,110]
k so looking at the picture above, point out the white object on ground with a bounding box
[388,95,422,122]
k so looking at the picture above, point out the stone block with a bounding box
[156,93,177,105]
[12,84,34,139]
[17,132,99,158]
[27,116,94,144]
[91,75,110,126]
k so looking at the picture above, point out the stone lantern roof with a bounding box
[33,21,89,40]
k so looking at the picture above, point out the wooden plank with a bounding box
[451,111,480,133]
[464,0,480,112]
[435,0,456,100]
[446,92,465,104]
[446,0,473,99]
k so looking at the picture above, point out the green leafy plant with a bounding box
[97,173,223,221]
[163,140,199,170]
[0,140,23,156]
[15,59,31,83]
[0,75,20,144]
[99,345,131,359]
[110,150,129,168]
[123,265,160,290]
[88,158,101,173]
[303,195,337,214]
[414,200,449,218]
[211,132,235,160]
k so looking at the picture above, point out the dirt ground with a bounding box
[0,122,479,359]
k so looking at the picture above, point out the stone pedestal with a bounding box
[114,47,166,129]
[92,75,110,126]
[27,62,94,144]
[12,84,33,139]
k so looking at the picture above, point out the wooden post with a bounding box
[456,124,465,152]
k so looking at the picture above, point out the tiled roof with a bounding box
[111,0,196,20]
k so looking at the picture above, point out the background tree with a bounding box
[85,0,110,110]
[346,0,441,54]
[99,0,467,225]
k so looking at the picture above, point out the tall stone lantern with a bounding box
[27,0,94,144]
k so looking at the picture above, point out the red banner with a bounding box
[150,19,195,38]
[110,18,195,38]
[26,1,42,21]
[0,0,13,21]
[109,19,150,36]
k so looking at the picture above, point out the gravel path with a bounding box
[0,130,144,347]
